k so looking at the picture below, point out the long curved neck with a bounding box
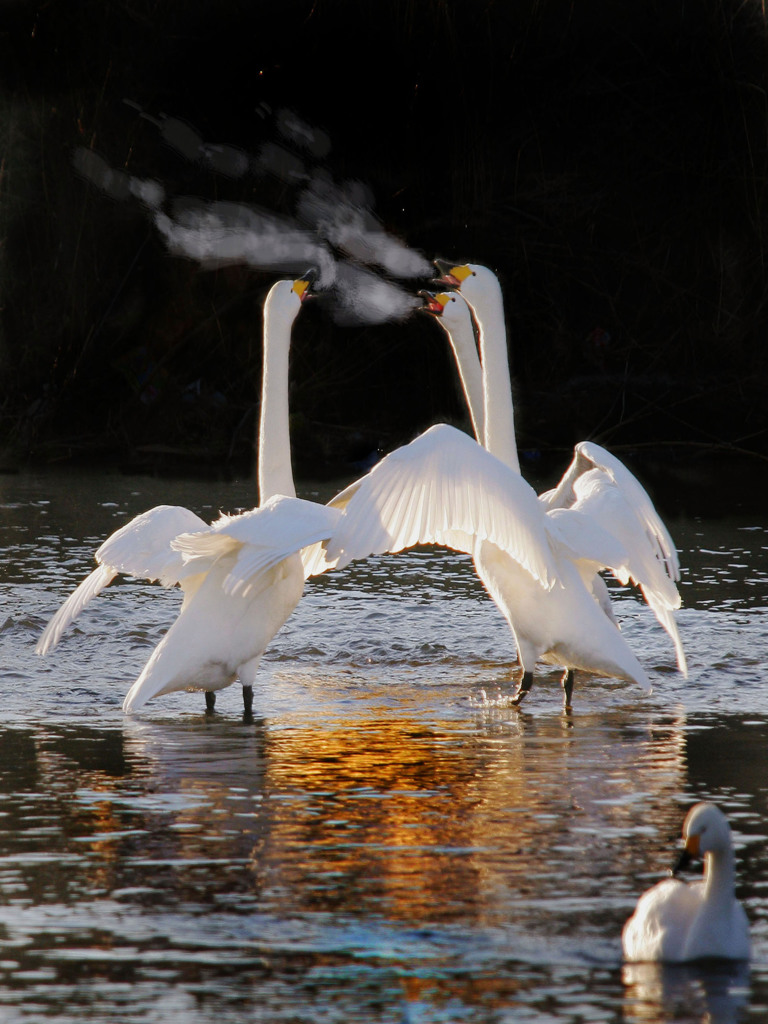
[473,279,520,473]
[437,318,485,443]
[703,847,737,914]
[258,294,296,503]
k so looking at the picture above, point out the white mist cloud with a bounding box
[200,143,250,178]
[77,106,431,325]
[154,199,337,286]
[297,176,432,279]
[74,147,165,210]
[157,116,204,162]
[129,177,165,210]
[328,262,423,325]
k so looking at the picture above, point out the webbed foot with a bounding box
[205,690,216,714]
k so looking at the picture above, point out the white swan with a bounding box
[622,803,750,962]
[427,264,686,706]
[322,418,654,704]
[37,279,340,715]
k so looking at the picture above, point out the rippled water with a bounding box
[1,469,767,1022]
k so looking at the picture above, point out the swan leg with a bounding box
[561,669,575,710]
[205,690,216,713]
[511,670,534,707]
[242,684,254,722]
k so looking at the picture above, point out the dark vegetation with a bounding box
[1,1,767,509]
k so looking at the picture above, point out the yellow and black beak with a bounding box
[433,258,472,288]
[292,278,312,302]
[419,290,451,316]
[672,832,701,875]
[290,272,315,299]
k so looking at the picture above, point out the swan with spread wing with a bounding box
[423,264,686,705]
[37,279,340,715]
[321,419,653,705]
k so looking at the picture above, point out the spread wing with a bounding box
[172,494,341,596]
[566,457,686,675]
[575,442,680,581]
[299,476,371,578]
[546,506,632,575]
[541,442,680,582]
[37,504,208,655]
[324,423,559,588]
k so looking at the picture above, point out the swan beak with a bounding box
[672,848,693,875]
[672,833,700,875]
[433,258,472,288]
[419,291,450,316]
[293,278,311,301]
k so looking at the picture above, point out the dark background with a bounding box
[1,0,767,511]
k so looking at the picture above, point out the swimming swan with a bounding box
[622,803,750,962]
[428,264,686,706]
[37,279,340,715]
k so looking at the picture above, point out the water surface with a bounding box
[1,470,766,1022]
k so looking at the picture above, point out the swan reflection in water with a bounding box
[6,681,764,1021]
[116,689,690,939]
[623,960,750,1024]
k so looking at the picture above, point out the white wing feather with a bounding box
[541,442,680,583]
[36,563,118,655]
[575,441,680,580]
[95,504,209,584]
[546,506,632,576]
[569,465,687,676]
[324,423,559,587]
[172,494,341,596]
[36,504,208,656]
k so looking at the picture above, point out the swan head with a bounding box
[673,802,732,874]
[265,276,313,317]
[420,290,475,333]
[433,260,503,315]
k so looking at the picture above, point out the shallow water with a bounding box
[1,469,767,1022]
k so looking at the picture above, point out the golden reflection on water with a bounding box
[108,693,692,934]
[5,704,690,1020]
[2,692,767,1020]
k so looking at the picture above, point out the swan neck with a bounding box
[438,318,485,442]
[475,282,520,473]
[703,847,736,911]
[258,297,296,503]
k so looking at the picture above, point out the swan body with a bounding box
[121,494,339,710]
[622,803,750,963]
[428,265,686,704]
[37,278,340,714]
